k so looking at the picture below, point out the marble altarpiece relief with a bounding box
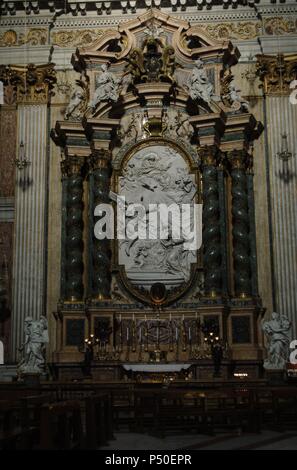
[51,9,264,380]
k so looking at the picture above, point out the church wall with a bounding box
[0,2,296,360]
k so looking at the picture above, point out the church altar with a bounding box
[123,364,192,373]
[50,9,265,382]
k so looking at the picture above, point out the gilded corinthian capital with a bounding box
[256,53,297,95]
[0,63,56,104]
[198,145,219,167]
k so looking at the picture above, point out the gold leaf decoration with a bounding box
[0,28,47,47]
[201,22,261,40]
[51,29,105,47]
[264,17,297,36]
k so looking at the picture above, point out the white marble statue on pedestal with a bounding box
[17,315,49,375]
[89,63,121,111]
[186,58,214,105]
[226,81,249,112]
[262,312,291,370]
[65,88,85,120]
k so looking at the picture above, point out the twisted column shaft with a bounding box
[201,146,222,295]
[91,150,112,299]
[229,150,251,297]
[62,157,84,301]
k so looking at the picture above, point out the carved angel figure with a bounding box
[160,46,176,84]
[64,79,88,120]
[187,58,214,105]
[89,63,120,111]
[122,49,145,88]
[118,113,143,144]
[65,89,84,120]
[164,109,193,140]
[262,312,291,370]
[227,81,249,112]
[18,315,49,374]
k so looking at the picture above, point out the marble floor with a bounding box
[100,430,297,450]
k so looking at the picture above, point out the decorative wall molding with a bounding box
[200,21,261,40]
[0,27,48,46]
[51,28,105,47]
[264,16,297,35]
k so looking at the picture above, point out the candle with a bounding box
[169,313,172,321]
[188,327,191,341]
[126,327,129,341]
[119,314,122,322]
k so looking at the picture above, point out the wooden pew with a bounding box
[0,400,21,449]
[112,388,134,430]
[39,401,83,450]
[271,388,297,430]
[85,393,113,449]
[19,394,55,449]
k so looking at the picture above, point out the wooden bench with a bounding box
[85,393,113,449]
[0,399,30,450]
[39,400,83,449]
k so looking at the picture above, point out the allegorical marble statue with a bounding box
[18,315,49,374]
[227,81,249,112]
[89,63,120,111]
[262,312,291,370]
[65,88,84,120]
[118,112,144,144]
[64,79,89,121]
[164,109,194,140]
[186,58,214,105]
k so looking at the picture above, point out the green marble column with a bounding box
[201,146,222,296]
[90,149,112,300]
[62,157,84,301]
[229,150,251,297]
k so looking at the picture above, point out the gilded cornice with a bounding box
[256,53,297,95]
[0,63,56,104]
